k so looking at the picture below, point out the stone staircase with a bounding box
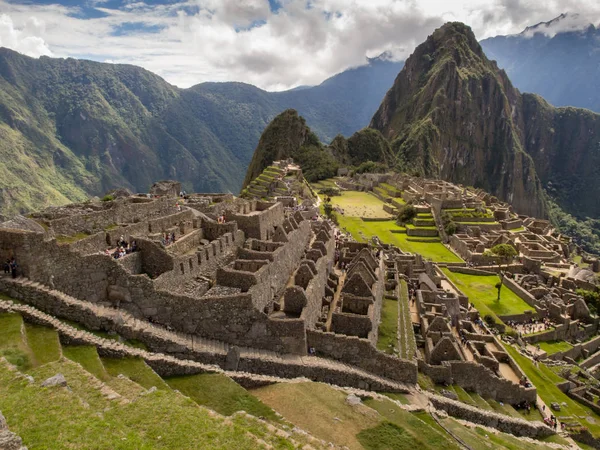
[0,276,413,392]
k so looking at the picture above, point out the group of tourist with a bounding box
[104,235,138,259]
[161,232,176,246]
[544,413,564,431]
[519,375,532,388]
[217,215,226,224]
[510,317,554,336]
[2,257,17,278]
[515,400,533,415]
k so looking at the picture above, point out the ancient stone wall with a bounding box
[229,202,284,240]
[429,395,553,439]
[306,330,418,383]
[45,197,175,236]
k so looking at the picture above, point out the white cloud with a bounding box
[0,13,52,57]
[0,0,598,90]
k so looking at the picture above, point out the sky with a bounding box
[0,0,599,91]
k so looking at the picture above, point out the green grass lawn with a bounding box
[441,269,533,321]
[0,313,33,371]
[101,356,168,390]
[0,358,270,450]
[504,344,600,437]
[24,324,61,367]
[377,297,399,354]
[62,345,110,381]
[538,341,573,355]
[165,373,280,421]
[337,217,462,263]
[328,190,391,218]
[362,398,461,450]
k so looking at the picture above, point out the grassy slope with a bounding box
[442,269,533,317]
[362,397,461,449]
[253,382,381,449]
[0,359,264,450]
[24,323,61,367]
[538,341,573,355]
[377,297,399,354]
[0,313,33,371]
[504,343,600,437]
[166,373,280,421]
[101,356,168,390]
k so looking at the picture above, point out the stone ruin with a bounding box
[0,181,417,390]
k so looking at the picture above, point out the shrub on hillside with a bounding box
[396,204,417,225]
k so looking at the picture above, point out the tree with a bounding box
[323,197,333,219]
[485,244,518,300]
[396,204,417,225]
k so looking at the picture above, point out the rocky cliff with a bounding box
[370,22,547,217]
[370,22,600,220]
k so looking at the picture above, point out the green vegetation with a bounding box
[485,244,518,300]
[325,189,391,218]
[363,398,461,449]
[336,216,461,262]
[62,345,110,380]
[504,344,600,437]
[166,373,280,421]
[577,289,600,315]
[101,194,114,202]
[441,269,533,321]
[396,204,417,225]
[538,340,573,355]
[377,297,399,354]
[101,356,168,390]
[547,193,600,255]
[0,313,32,371]
[253,382,381,449]
[439,416,560,449]
[24,324,61,367]
[0,358,272,449]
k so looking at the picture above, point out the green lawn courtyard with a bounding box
[336,216,463,263]
[441,269,533,322]
[327,190,392,218]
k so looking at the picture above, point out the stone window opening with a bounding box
[189,259,193,271]
[180,263,185,274]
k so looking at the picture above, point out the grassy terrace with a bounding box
[328,190,392,218]
[166,373,280,421]
[538,340,573,355]
[398,280,416,359]
[441,269,533,320]
[377,296,399,355]
[336,217,462,263]
[504,343,600,437]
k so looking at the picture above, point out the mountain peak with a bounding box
[519,12,597,37]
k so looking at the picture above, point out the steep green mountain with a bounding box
[0,48,402,216]
[481,15,600,113]
[369,22,600,220]
[243,109,392,186]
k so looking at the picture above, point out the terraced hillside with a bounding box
[0,298,567,449]
[0,310,334,450]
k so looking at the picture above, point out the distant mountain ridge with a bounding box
[0,47,402,216]
[481,13,600,113]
